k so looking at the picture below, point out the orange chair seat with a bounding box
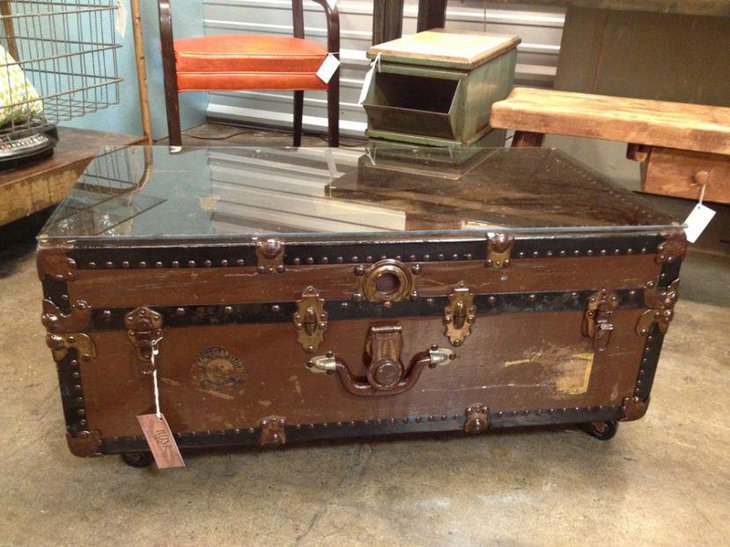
[174,34,329,92]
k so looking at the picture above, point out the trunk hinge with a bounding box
[486,233,514,269]
[256,238,285,274]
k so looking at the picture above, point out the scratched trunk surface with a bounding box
[38,230,685,457]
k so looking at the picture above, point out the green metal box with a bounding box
[364,30,520,147]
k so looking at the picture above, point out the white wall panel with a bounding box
[203,0,565,137]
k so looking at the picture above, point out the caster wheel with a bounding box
[585,421,619,441]
[121,451,154,468]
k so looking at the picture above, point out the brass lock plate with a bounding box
[443,284,476,346]
[124,307,163,373]
[293,286,327,353]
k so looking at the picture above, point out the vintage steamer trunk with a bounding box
[37,145,686,467]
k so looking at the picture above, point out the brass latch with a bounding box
[293,286,327,353]
[443,283,476,346]
[486,233,514,269]
[124,307,163,374]
[583,290,618,352]
[256,238,285,274]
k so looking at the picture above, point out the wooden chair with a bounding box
[157,0,340,148]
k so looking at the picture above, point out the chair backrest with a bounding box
[292,0,339,53]
[292,1,338,38]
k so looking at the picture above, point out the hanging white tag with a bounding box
[358,66,375,105]
[683,203,716,243]
[317,54,340,84]
[358,53,381,106]
[115,0,128,39]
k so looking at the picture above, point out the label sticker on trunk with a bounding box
[194,347,247,393]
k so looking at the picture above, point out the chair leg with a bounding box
[327,73,340,147]
[293,90,304,147]
[166,95,182,148]
[162,72,182,148]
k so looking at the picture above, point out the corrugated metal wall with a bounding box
[203,0,565,136]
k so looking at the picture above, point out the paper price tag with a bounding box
[137,413,185,469]
[358,65,374,105]
[115,0,128,39]
[316,54,340,84]
[683,203,716,243]
[358,53,381,105]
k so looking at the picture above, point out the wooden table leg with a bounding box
[372,0,404,45]
[417,0,447,32]
[512,131,545,148]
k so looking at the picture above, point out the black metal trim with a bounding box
[631,254,683,402]
[634,324,664,401]
[56,351,88,435]
[99,405,623,455]
[89,288,644,331]
[66,233,664,271]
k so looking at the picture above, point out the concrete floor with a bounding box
[1,125,729,545]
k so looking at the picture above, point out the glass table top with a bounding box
[38,145,678,243]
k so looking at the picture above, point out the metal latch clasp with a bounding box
[583,290,618,352]
[124,307,163,374]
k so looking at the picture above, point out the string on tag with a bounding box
[698,180,708,206]
[366,145,377,166]
[151,347,161,419]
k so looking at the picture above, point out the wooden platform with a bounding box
[490,88,730,204]
[490,88,730,155]
[0,128,145,227]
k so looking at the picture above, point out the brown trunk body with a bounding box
[38,232,684,458]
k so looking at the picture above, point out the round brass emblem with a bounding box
[194,347,247,392]
[361,259,414,304]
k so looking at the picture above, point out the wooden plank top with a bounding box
[367,30,521,70]
[490,88,730,155]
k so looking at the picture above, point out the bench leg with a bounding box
[512,131,544,148]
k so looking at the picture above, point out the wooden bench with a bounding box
[490,87,730,204]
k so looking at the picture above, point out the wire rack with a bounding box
[0,0,121,136]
